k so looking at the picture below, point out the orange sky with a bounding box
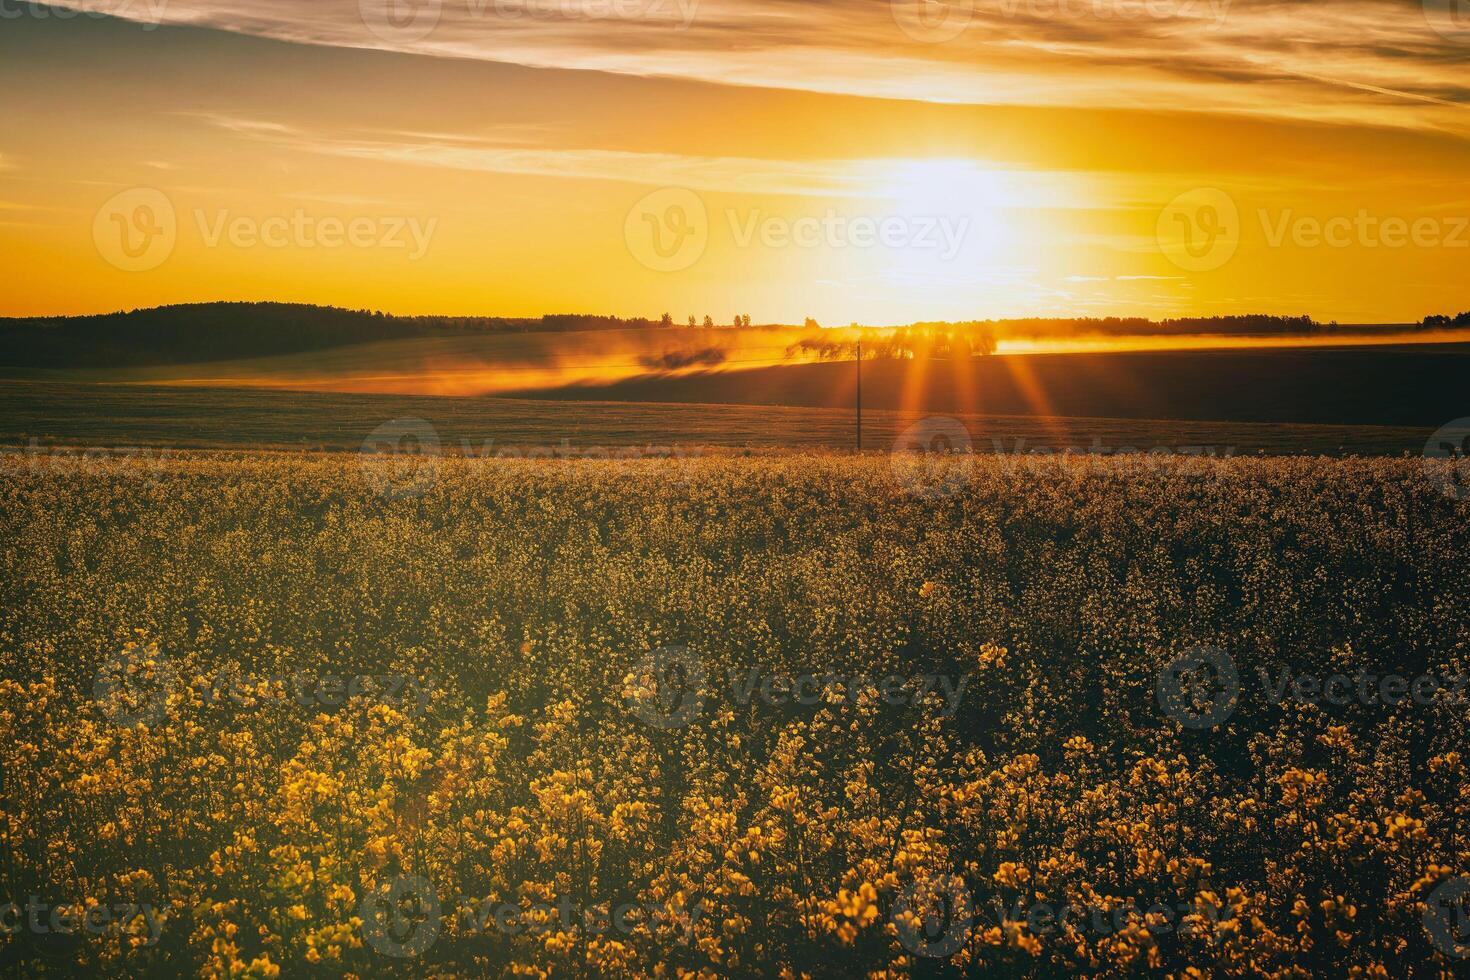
[1,1,1468,323]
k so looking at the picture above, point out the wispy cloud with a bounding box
[55,0,1470,133]
[196,114,1166,209]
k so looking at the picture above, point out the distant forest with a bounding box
[0,303,1463,370]
[0,304,669,369]
[911,314,1322,338]
[781,313,1470,363]
[1422,310,1470,328]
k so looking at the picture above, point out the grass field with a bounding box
[0,381,1442,457]
[530,342,1470,428]
[0,326,831,395]
[2,451,1468,977]
[4,327,1467,428]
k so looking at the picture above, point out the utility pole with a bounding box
[856,340,862,454]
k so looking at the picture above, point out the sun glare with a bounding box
[878,158,1013,212]
[835,158,1021,315]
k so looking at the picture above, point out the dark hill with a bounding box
[520,344,1470,428]
[0,303,666,369]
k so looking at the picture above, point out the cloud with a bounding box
[195,114,1155,208]
[53,0,1470,133]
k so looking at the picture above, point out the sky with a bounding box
[0,0,1467,323]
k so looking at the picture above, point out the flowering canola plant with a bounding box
[0,450,1467,977]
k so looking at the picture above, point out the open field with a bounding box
[530,342,1470,428]
[4,304,1464,400]
[0,380,1444,457]
[3,309,1466,429]
[0,326,822,395]
[2,451,1468,976]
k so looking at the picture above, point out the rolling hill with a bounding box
[523,344,1470,428]
[3,303,1467,429]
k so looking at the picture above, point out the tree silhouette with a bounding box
[1423,310,1470,328]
